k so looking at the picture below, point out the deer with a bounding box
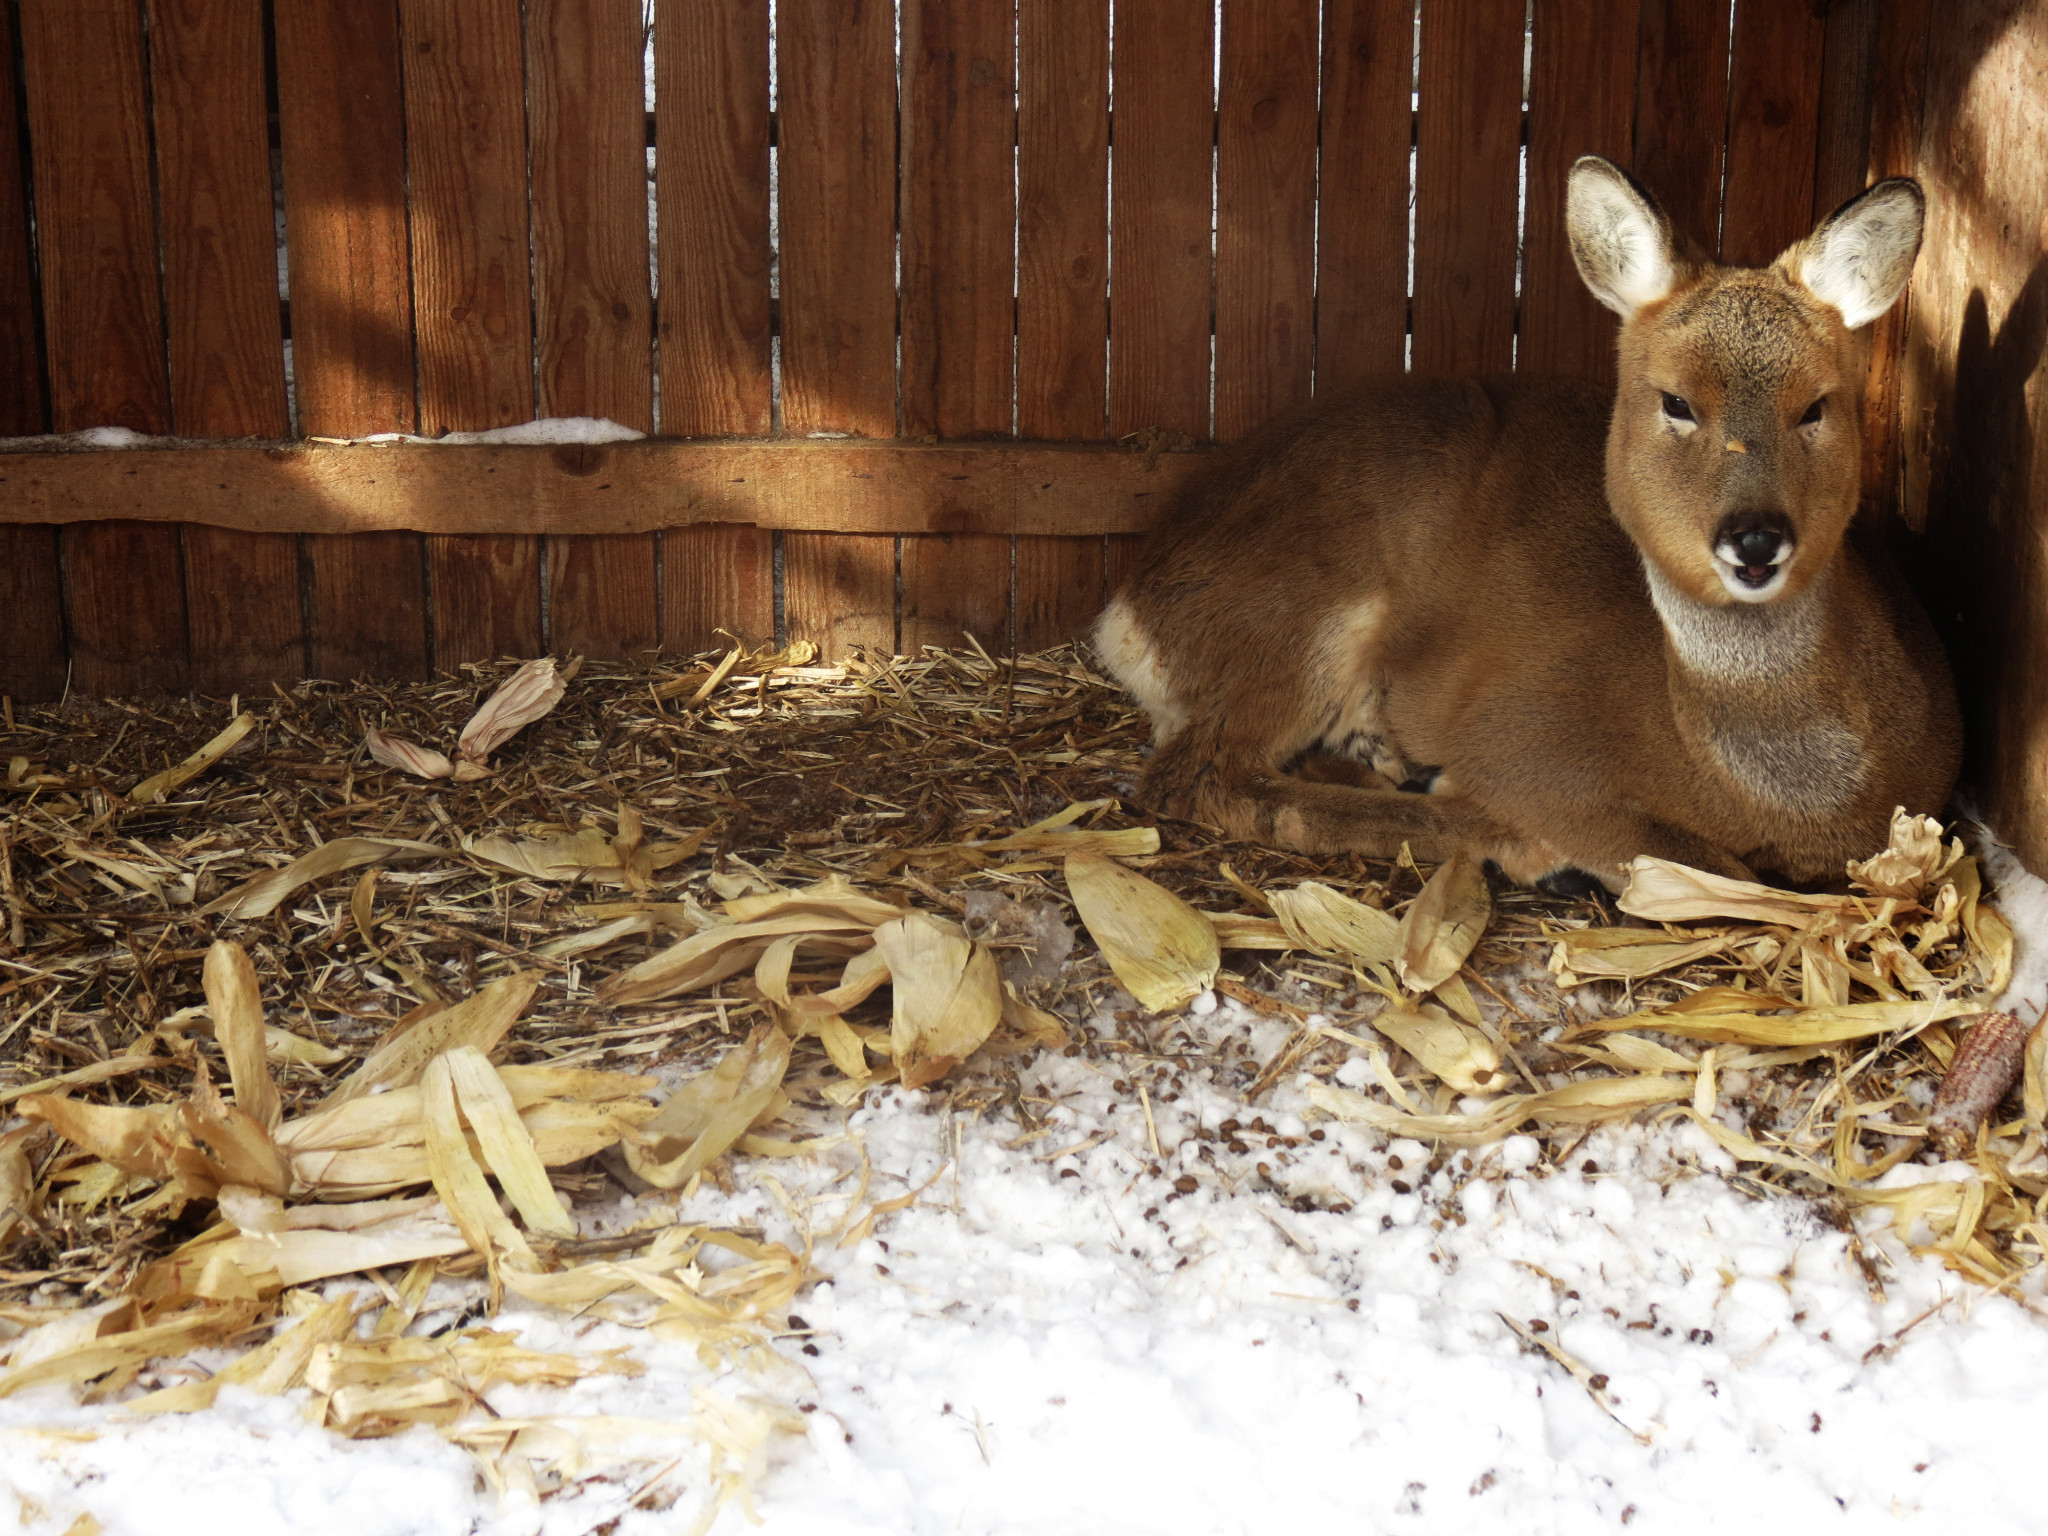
[1094,157,1959,895]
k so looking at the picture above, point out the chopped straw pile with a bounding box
[0,641,2043,1508]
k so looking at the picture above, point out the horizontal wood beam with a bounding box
[0,438,1211,537]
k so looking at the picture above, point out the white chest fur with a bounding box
[1643,564,1868,815]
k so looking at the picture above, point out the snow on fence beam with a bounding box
[0,440,1210,539]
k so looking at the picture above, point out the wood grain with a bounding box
[0,528,66,702]
[654,0,771,435]
[901,0,1016,441]
[1014,535,1104,650]
[1720,0,1827,267]
[274,0,417,435]
[149,0,302,694]
[275,0,427,681]
[1521,0,1640,382]
[398,0,539,669]
[20,0,185,696]
[784,533,895,658]
[901,532,1009,654]
[0,4,61,701]
[1017,0,1108,440]
[1411,0,1526,375]
[1015,0,1110,659]
[309,532,429,682]
[0,0,43,435]
[427,534,542,665]
[0,441,1212,537]
[1632,0,1733,249]
[1316,0,1420,391]
[662,524,773,656]
[531,0,658,662]
[900,0,1016,650]
[1811,0,1880,219]
[1865,0,1931,535]
[777,0,901,655]
[776,0,897,437]
[1904,6,2048,871]
[1214,0,1318,441]
[1108,0,1214,439]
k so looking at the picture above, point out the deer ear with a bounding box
[1567,157,1677,319]
[1793,178,1924,329]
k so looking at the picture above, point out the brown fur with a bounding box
[1096,163,1960,890]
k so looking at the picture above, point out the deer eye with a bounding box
[1799,397,1825,426]
[1660,393,1695,424]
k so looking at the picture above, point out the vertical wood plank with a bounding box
[1631,0,1733,249]
[1017,0,1108,441]
[275,0,418,435]
[900,0,1016,650]
[150,0,303,695]
[901,532,1010,654]
[1811,0,1880,219]
[1015,535,1103,650]
[1108,0,1214,440]
[1904,5,2048,868]
[0,0,41,435]
[1213,0,1318,442]
[901,0,1015,441]
[784,532,895,658]
[276,0,429,681]
[1522,0,1640,382]
[655,0,770,436]
[20,0,186,696]
[662,524,774,656]
[778,0,897,438]
[1316,0,1417,392]
[532,0,654,431]
[1719,0,1827,267]
[0,528,66,702]
[779,0,898,657]
[531,0,658,662]
[1865,0,1930,534]
[1411,0,1524,375]
[1016,0,1108,649]
[398,0,540,668]
[0,2,63,701]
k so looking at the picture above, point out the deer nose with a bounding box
[1733,528,1783,567]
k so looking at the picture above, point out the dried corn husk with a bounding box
[124,1293,359,1416]
[870,912,1004,1088]
[600,911,877,1007]
[1203,912,1294,950]
[1307,1075,1692,1145]
[1584,996,1977,1048]
[204,941,280,1133]
[0,1126,39,1250]
[201,836,442,920]
[1371,1004,1504,1095]
[1548,926,1735,985]
[458,656,567,764]
[1849,808,1964,900]
[1065,853,1220,1012]
[1395,854,1491,993]
[0,1305,257,1400]
[128,710,255,805]
[624,1024,793,1189]
[364,727,455,780]
[1267,881,1400,967]
[1617,857,1864,926]
[325,972,537,1105]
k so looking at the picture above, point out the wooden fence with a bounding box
[0,0,1898,700]
[0,0,2043,865]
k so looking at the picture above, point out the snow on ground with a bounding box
[6,975,2048,1536]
